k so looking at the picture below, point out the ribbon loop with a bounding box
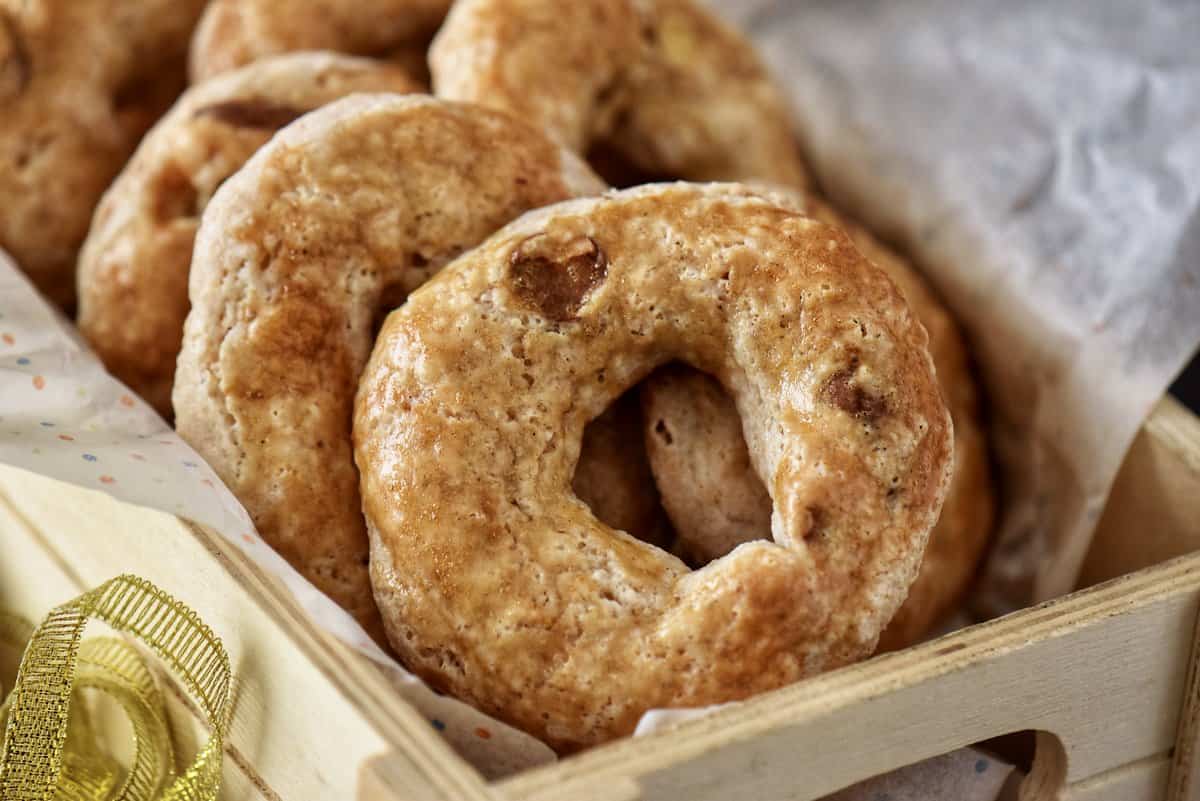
[0,575,231,801]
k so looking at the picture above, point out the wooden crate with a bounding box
[2,396,1199,801]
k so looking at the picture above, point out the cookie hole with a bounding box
[803,506,827,543]
[572,386,676,555]
[642,364,772,568]
[112,68,186,139]
[585,141,678,189]
[151,163,199,222]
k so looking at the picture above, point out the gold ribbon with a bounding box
[0,575,232,801]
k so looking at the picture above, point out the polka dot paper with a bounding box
[0,252,554,778]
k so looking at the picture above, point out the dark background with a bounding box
[1173,353,1200,412]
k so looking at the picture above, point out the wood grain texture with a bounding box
[1067,755,1171,801]
[1083,397,1200,587]
[1168,595,1200,801]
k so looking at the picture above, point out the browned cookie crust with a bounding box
[643,194,994,649]
[431,0,809,188]
[173,95,603,641]
[78,53,420,418]
[0,0,207,307]
[190,0,453,84]
[355,183,952,750]
[811,201,994,650]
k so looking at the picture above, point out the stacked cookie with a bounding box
[3,0,994,750]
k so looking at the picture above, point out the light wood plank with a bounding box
[1064,754,1171,801]
[1167,590,1200,801]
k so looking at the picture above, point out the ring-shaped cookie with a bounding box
[77,53,420,418]
[190,0,453,84]
[642,196,995,649]
[355,183,953,749]
[0,0,207,307]
[430,0,809,188]
[173,94,603,639]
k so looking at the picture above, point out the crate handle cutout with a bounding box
[0,574,233,801]
[1018,731,1067,801]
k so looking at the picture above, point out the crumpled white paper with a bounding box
[722,0,1200,609]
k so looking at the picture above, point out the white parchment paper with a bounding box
[719,0,1200,609]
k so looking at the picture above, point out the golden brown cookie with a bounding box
[430,0,814,549]
[173,95,604,641]
[430,0,809,188]
[0,0,208,307]
[190,0,453,84]
[77,53,421,419]
[355,183,953,750]
[642,195,994,650]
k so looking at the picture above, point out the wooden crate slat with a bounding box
[1065,754,1171,801]
[1167,592,1200,801]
